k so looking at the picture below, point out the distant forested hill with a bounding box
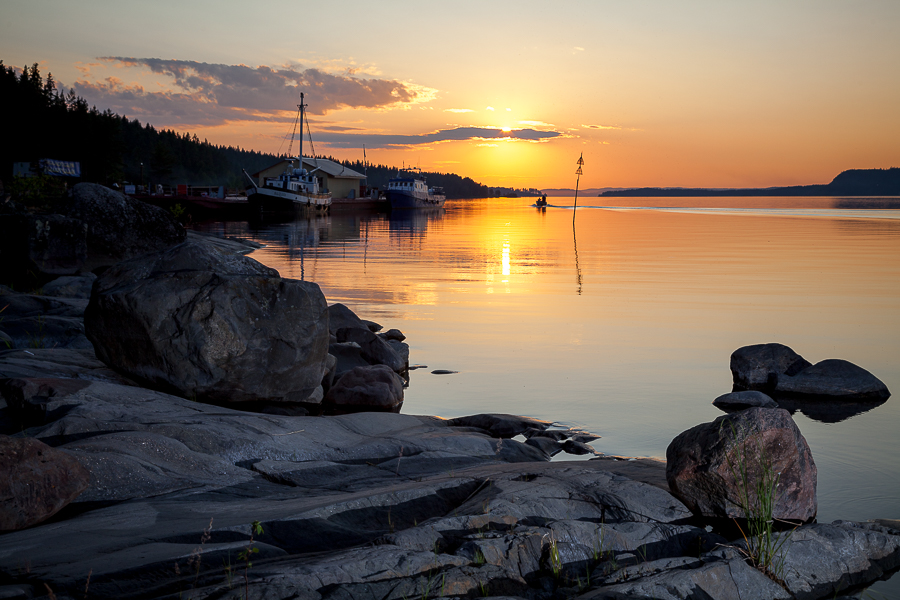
[601,168,900,197]
[1,60,491,197]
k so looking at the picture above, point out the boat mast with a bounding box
[298,92,304,172]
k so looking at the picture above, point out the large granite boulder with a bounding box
[84,239,329,404]
[666,407,817,521]
[730,343,812,391]
[775,359,890,401]
[0,435,89,530]
[67,182,185,265]
[323,365,405,412]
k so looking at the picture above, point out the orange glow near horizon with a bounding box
[12,1,897,190]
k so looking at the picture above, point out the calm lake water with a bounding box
[197,196,900,595]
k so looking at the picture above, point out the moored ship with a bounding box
[243,92,332,212]
[386,170,446,209]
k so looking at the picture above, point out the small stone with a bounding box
[712,390,778,411]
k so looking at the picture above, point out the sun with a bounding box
[501,126,512,133]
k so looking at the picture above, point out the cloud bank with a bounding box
[315,126,563,149]
[70,57,432,127]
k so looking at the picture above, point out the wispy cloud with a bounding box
[486,106,495,111]
[518,120,554,127]
[315,126,564,149]
[69,57,435,127]
[582,123,621,130]
[444,108,474,113]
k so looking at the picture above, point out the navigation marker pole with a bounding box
[573,153,584,224]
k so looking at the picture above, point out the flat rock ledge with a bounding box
[0,358,897,599]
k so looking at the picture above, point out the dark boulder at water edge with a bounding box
[730,342,812,391]
[84,239,330,405]
[730,342,890,402]
[666,407,818,522]
[775,358,891,401]
[713,390,779,411]
[323,364,405,413]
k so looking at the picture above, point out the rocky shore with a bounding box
[0,184,897,599]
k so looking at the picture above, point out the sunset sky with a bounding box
[3,0,898,189]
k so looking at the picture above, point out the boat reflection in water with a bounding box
[388,207,445,235]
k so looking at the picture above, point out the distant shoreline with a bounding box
[599,167,900,197]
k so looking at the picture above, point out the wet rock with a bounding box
[447,414,551,439]
[525,435,562,456]
[713,390,778,411]
[775,359,890,401]
[0,435,89,530]
[335,327,405,373]
[526,428,567,441]
[730,342,812,391]
[379,328,406,342]
[323,365,404,412]
[666,407,817,521]
[84,239,329,404]
[562,439,595,455]
[67,182,185,266]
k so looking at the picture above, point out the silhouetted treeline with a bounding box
[1,61,290,188]
[2,60,493,197]
[323,159,490,199]
[601,168,900,197]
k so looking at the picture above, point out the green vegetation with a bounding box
[235,520,264,599]
[723,422,793,582]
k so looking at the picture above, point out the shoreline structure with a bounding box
[0,183,898,600]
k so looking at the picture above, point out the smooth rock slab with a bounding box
[0,435,89,530]
[84,239,329,404]
[666,407,817,521]
[583,555,792,600]
[777,521,900,600]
